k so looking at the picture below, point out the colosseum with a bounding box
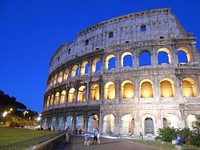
[41,8,200,137]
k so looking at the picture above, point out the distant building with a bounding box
[42,8,200,137]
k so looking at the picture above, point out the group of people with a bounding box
[84,129,100,146]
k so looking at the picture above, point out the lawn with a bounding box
[0,127,62,150]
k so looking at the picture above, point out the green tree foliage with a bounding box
[190,115,200,147]
[0,90,26,112]
[156,126,176,142]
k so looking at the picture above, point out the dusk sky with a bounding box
[1,0,200,113]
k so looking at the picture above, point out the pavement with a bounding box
[53,135,160,150]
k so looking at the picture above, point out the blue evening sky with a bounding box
[0,0,200,113]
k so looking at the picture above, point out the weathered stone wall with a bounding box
[42,8,200,137]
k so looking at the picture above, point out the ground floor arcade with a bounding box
[41,104,199,137]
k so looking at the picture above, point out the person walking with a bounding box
[175,133,183,150]
[93,129,98,144]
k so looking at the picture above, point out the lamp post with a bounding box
[23,111,29,119]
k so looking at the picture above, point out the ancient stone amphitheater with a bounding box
[41,8,200,137]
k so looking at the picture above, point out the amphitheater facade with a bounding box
[41,8,200,137]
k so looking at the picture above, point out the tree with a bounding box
[190,115,200,147]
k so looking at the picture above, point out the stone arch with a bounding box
[78,85,86,102]
[187,114,197,130]
[64,68,70,80]
[50,94,54,106]
[120,114,134,135]
[160,78,175,97]
[75,115,85,131]
[102,114,115,135]
[65,115,73,130]
[121,80,134,99]
[92,58,101,73]
[163,114,179,128]
[139,50,151,66]
[60,90,66,104]
[105,54,116,70]
[54,92,59,105]
[182,78,197,97]
[157,48,171,64]
[88,114,99,133]
[121,52,133,67]
[80,61,89,76]
[104,81,115,100]
[90,84,100,100]
[140,79,154,98]
[142,114,155,135]
[53,74,57,85]
[58,71,63,83]
[71,65,79,78]
[68,88,75,103]
[177,47,191,63]
[46,95,50,108]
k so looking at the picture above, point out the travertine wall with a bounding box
[42,8,200,137]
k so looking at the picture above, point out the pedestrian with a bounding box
[75,128,78,135]
[175,133,183,150]
[65,133,69,144]
[93,129,98,144]
[84,133,90,145]
[97,132,101,144]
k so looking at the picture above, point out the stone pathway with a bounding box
[53,136,160,150]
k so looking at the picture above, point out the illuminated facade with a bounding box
[42,8,200,137]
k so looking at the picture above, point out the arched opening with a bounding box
[178,47,191,63]
[187,115,197,130]
[90,84,100,100]
[144,117,154,135]
[76,115,84,131]
[164,114,179,128]
[121,52,133,67]
[88,114,99,133]
[58,116,63,130]
[102,114,115,135]
[105,54,116,70]
[54,92,59,105]
[58,71,63,83]
[80,61,89,76]
[182,78,197,97]
[64,68,69,80]
[53,74,57,85]
[139,51,151,66]
[121,114,134,135]
[78,86,86,102]
[163,117,170,128]
[71,65,79,78]
[51,117,56,130]
[121,80,134,99]
[68,88,75,103]
[160,79,174,97]
[140,80,153,98]
[65,115,73,130]
[60,90,66,104]
[104,82,115,100]
[50,94,54,106]
[92,58,101,73]
[157,48,171,64]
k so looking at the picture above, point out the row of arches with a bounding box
[44,77,197,108]
[47,47,193,89]
[42,113,197,135]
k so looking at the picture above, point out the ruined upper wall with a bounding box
[49,8,189,73]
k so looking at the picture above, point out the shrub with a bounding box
[155,127,176,142]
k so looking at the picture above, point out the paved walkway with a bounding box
[53,136,160,150]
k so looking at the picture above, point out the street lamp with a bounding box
[23,111,29,119]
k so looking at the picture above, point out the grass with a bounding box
[0,127,63,150]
